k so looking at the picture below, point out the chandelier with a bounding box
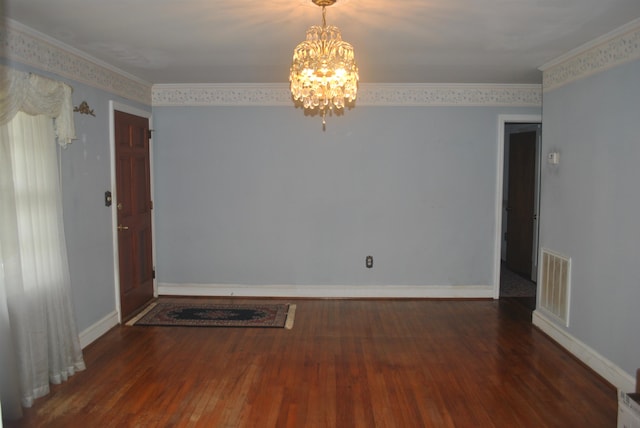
[289,0,359,129]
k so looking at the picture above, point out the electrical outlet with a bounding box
[366,255,373,268]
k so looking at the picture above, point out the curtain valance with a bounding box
[0,65,76,146]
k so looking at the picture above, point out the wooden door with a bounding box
[506,131,536,278]
[115,110,154,320]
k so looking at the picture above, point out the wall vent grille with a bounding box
[539,249,571,326]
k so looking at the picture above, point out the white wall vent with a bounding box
[539,249,571,326]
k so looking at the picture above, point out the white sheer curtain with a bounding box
[0,66,85,420]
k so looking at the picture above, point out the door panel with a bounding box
[506,131,536,278]
[115,110,153,320]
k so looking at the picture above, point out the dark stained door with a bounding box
[506,131,537,278]
[115,110,154,320]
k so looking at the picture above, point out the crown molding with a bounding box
[152,83,541,107]
[152,84,293,107]
[540,18,640,92]
[1,19,152,105]
[357,83,541,107]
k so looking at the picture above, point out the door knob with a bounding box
[117,203,123,210]
[117,225,129,231]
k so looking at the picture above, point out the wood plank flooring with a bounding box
[5,298,617,427]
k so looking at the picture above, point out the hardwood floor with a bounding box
[5,298,616,427]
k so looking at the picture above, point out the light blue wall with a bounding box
[153,105,539,287]
[60,85,150,332]
[2,59,151,332]
[540,58,640,377]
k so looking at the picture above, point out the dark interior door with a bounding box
[115,110,154,320]
[506,131,537,278]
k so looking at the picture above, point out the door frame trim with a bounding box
[493,114,542,299]
[109,101,156,323]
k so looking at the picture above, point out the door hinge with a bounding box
[147,129,154,140]
[150,200,154,210]
[152,268,156,279]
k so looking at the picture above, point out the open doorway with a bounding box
[499,123,540,310]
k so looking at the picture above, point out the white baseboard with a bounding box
[157,283,494,299]
[532,309,635,392]
[78,310,119,349]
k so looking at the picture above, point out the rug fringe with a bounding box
[125,302,158,326]
[285,304,296,330]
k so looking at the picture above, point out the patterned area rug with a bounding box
[128,302,295,329]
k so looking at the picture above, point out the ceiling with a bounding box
[5,0,640,85]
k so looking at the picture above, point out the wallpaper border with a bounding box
[152,83,542,107]
[541,18,640,92]
[2,19,153,105]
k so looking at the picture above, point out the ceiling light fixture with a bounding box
[289,0,359,129]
